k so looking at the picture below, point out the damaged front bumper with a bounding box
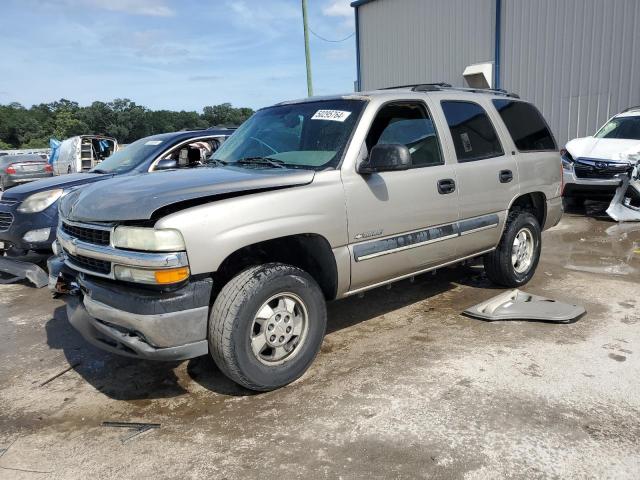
[562,164,622,198]
[606,164,640,222]
[50,256,212,361]
[0,256,49,287]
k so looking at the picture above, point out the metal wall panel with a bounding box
[357,0,495,91]
[356,0,640,146]
[501,0,640,145]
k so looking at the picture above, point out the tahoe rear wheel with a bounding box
[209,263,327,391]
[483,211,541,287]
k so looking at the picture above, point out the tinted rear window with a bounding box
[492,99,557,151]
[441,101,503,162]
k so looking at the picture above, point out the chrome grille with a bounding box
[62,222,111,245]
[66,252,112,275]
[0,212,13,231]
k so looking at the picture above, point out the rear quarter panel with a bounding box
[515,150,562,206]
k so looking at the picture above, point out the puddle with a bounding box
[544,212,640,277]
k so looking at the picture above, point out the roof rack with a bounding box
[379,82,520,98]
[380,82,452,91]
[621,105,640,113]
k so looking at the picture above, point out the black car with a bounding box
[0,129,234,257]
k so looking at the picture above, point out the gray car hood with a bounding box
[59,166,315,222]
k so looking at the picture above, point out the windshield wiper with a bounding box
[91,169,110,174]
[204,158,228,167]
[235,157,286,169]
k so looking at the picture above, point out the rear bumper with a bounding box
[54,262,213,361]
[5,173,53,187]
[544,196,563,230]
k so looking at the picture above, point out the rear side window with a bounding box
[441,101,503,162]
[493,99,557,151]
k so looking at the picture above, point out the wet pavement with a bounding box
[1,201,639,479]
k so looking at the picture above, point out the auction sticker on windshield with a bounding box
[311,110,352,122]
[145,140,163,145]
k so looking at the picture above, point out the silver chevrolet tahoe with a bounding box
[51,84,563,391]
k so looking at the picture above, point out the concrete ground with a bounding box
[1,202,639,479]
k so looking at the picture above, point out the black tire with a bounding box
[484,211,541,287]
[209,263,327,391]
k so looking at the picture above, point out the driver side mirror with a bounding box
[156,158,178,170]
[358,144,412,174]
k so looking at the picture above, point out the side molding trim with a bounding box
[353,213,499,262]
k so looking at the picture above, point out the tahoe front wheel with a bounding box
[209,263,327,391]
[483,211,541,287]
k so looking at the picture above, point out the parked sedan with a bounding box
[562,106,640,202]
[0,154,53,191]
[0,128,234,257]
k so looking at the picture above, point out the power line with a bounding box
[309,27,355,43]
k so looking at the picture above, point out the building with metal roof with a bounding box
[351,0,640,145]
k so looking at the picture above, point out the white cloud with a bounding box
[227,0,298,24]
[189,75,223,82]
[324,47,354,62]
[322,0,353,18]
[52,0,175,17]
[223,0,300,41]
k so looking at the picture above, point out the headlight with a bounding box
[114,265,190,285]
[112,226,186,252]
[17,189,63,213]
[23,227,51,243]
[560,149,574,169]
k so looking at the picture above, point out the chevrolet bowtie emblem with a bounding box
[68,238,78,254]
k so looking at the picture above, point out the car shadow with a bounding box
[45,266,475,400]
[45,306,190,400]
[563,198,614,220]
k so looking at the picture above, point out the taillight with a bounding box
[6,165,16,174]
[45,164,53,173]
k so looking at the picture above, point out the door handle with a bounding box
[499,169,513,183]
[437,178,456,194]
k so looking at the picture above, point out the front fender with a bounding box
[155,171,349,275]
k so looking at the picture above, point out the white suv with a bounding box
[562,107,640,201]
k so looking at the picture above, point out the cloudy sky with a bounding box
[0,0,356,110]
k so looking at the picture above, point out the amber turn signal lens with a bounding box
[154,267,190,284]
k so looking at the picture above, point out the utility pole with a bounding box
[301,0,313,97]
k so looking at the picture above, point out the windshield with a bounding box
[213,99,366,170]
[595,116,640,140]
[90,136,163,174]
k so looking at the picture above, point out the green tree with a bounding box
[0,98,253,148]
[202,103,253,127]
[53,111,89,139]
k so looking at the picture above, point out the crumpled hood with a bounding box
[59,166,315,222]
[566,137,640,162]
[3,173,112,201]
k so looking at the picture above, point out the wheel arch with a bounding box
[508,191,547,228]
[212,233,339,302]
